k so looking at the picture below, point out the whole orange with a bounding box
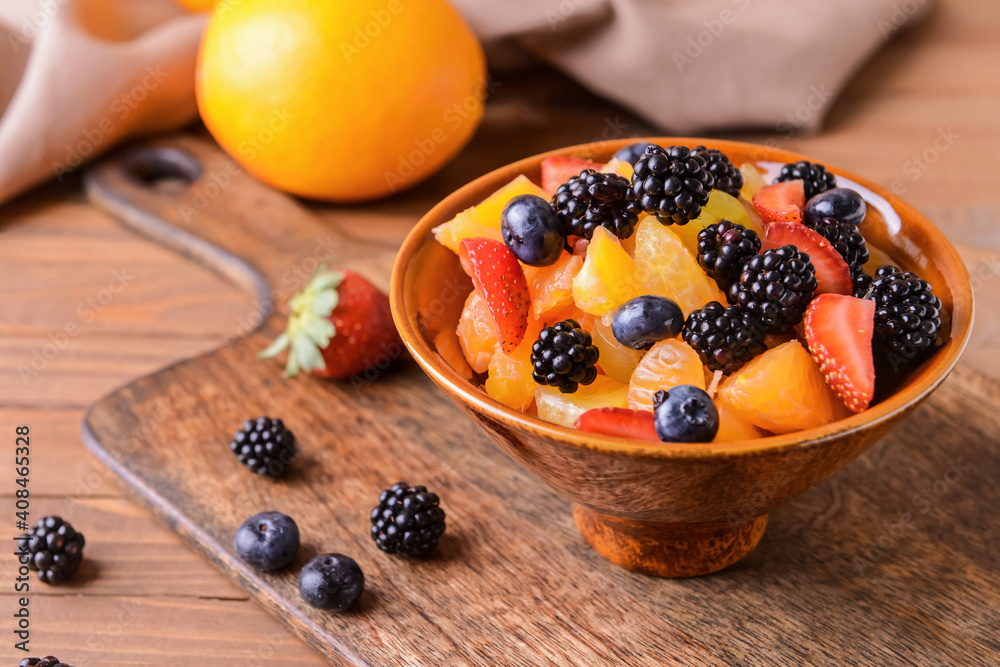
[173,0,215,11]
[196,0,486,202]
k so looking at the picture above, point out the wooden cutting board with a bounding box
[82,135,1000,667]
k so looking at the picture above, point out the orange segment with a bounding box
[632,217,726,316]
[717,340,839,434]
[589,315,644,384]
[572,226,642,316]
[524,253,583,320]
[627,339,705,411]
[457,291,498,374]
[713,402,764,442]
[433,175,550,253]
[485,319,543,411]
[536,375,629,428]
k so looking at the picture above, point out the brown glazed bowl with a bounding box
[390,138,974,577]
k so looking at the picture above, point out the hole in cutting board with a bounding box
[121,146,203,195]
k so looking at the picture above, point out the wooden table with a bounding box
[1,0,998,663]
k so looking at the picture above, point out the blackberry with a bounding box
[774,160,837,200]
[371,482,446,557]
[631,145,714,225]
[808,217,869,278]
[682,301,767,374]
[552,170,641,240]
[690,145,743,198]
[729,245,818,333]
[696,220,761,289]
[230,417,297,477]
[20,658,73,667]
[858,265,943,363]
[530,319,599,393]
[16,517,85,585]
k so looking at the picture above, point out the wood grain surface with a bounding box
[0,0,999,662]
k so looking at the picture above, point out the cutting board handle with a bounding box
[84,134,359,315]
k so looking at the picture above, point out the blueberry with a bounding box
[611,295,684,350]
[652,385,719,443]
[803,188,866,227]
[613,141,654,166]
[501,194,565,266]
[298,553,365,612]
[234,511,300,571]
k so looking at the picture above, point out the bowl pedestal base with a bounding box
[573,506,769,577]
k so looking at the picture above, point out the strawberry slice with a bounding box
[541,156,603,194]
[459,238,530,353]
[753,180,805,224]
[803,294,876,412]
[763,222,852,295]
[575,407,660,441]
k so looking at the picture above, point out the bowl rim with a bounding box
[390,137,975,460]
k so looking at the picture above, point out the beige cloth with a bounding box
[0,0,929,207]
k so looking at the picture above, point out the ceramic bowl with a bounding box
[390,138,974,577]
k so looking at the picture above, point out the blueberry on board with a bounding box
[613,141,654,166]
[234,511,300,571]
[611,295,685,350]
[501,194,565,267]
[803,187,867,227]
[298,553,365,612]
[653,385,719,443]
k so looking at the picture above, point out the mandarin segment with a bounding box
[627,339,705,411]
[524,253,583,320]
[457,291,498,374]
[717,340,839,434]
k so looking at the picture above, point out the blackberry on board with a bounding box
[682,301,767,374]
[631,145,714,225]
[808,217,869,278]
[552,169,641,240]
[230,417,297,477]
[858,265,943,363]
[20,658,73,667]
[690,145,743,198]
[696,220,761,289]
[530,319,600,393]
[774,160,837,200]
[728,245,818,333]
[16,516,85,585]
[371,482,447,557]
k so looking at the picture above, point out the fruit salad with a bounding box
[433,143,945,444]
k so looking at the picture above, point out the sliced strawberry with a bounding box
[763,222,852,295]
[575,407,660,442]
[541,156,603,194]
[459,238,530,353]
[753,180,805,224]
[803,294,875,413]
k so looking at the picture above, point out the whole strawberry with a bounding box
[260,266,402,378]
